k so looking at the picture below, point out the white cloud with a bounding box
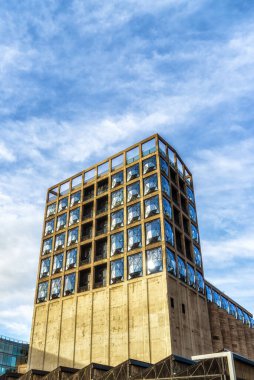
[0,141,16,162]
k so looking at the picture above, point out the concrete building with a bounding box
[28,134,254,372]
[0,336,28,375]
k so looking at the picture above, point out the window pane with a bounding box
[72,175,82,189]
[168,148,175,164]
[163,197,172,219]
[69,208,80,225]
[50,278,61,299]
[127,203,141,224]
[191,224,199,243]
[189,204,197,222]
[47,203,56,217]
[53,253,63,274]
[66,248,77,270]
[237,308,244,322]
[111,189,124,208]
[68,227,79,246]
[144,195,159,218]
[178,256,186,282]
[55,233,65,250]
[143,156,156,174]
[37,282,48,303]
[126,146,139,164]
[98,161,109,176]
[84,168,96,182]
[64,273,76,296]
[57,213,67,230]
[111,171,123,188]
[161,176,170,197]
[48,187,58,202]
[143,174,158,195]
[111,209,124,230]
[42,238,53,255]
[40,258,50,278]
[193,246,202,267]
[196,271,204,293]
[206,285,213,302]
[126,164,139,182]
[212,290,221,307]
[60,182,69,196]
[160,157,168,176]
[159,140,167,156]
[146,247,163,274]
[221,296,229,312]
[166,248,176,276]
[58,197,68,212]
[187,187,195,203]
[128,253,142,279]
[127,182,140,202]
[145,219,161,245]
[229,302,237,318]
[111,232,124,255]
[110,259,124,284]
[128,225,142,250]
[187,264,195,288]
[70,191,81,207]
[112,154,123,170]
[142,138,156,156]
[165,221,174,246]
[45,219,54,235]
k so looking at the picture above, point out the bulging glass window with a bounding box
[40,258,50,278]
[111,189,124,209]
[143,174,158,195]
[206,285,213,302]
[196,271,204,293]
[37,282,48,303]
[128,225,142,250]
[55,233,65,250]
[163,197,172,219]
[178,257,186,282]
[191,224,199,243]
[66,248,77,270]
[212,290,221,307]
[160,157,168,176]
[187,264,195,288]
[127,182,140,202]
[145,219,161,245]
[144,196,159,218]
[64,273,76,296]
[127,203,141,224]
[128,253,142,279]
[47,203,56,217]
[189,204,197,222]
[42,237,53,255]
[52,253,63,274]
[237,308,244,322]
[221,296,229,312]
[45,219,54,235]
[57,213,67,231]
[229,302,237,318]
[68,227,79,246]
[166,248,176,276]
[143,156,156,174]
[187,187,195,203]
[193,246,202,267]
[70,191,81,207]
[243,312,251,326]
[111,171,123,188]
[161,176,170,197]
[165,221,174,246]
[58,197,68,212]
[69,208,80,226]
[110,259,124,284]
[111,232,124,255]
[111,209,124,230]
[127,164,139,182]
[146,247,163,274]
[50,278,61,299]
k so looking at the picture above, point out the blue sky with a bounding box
[0,0,254,341]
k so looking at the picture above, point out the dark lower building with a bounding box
[0,336,28,375]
